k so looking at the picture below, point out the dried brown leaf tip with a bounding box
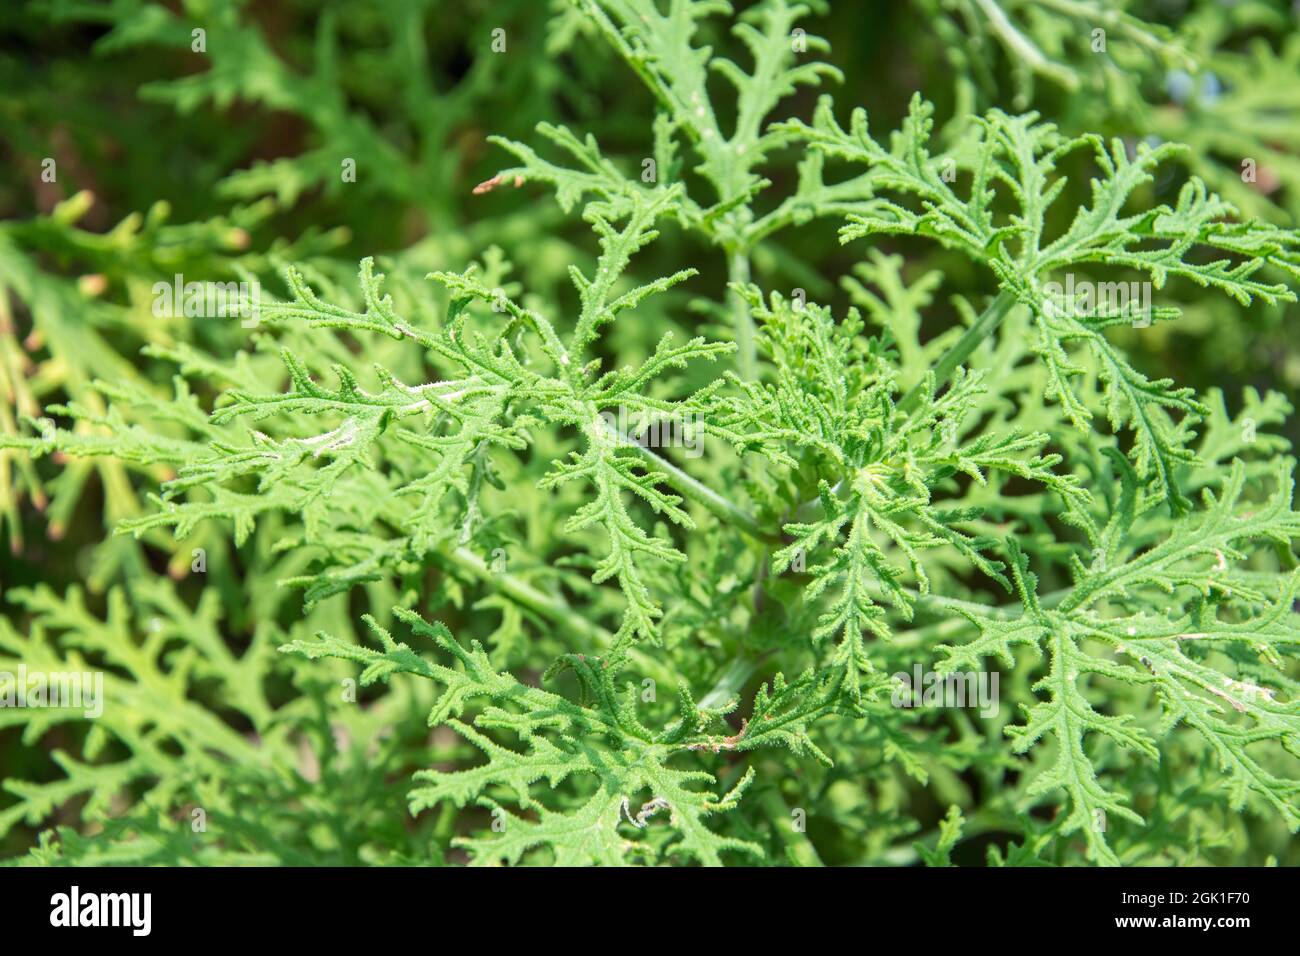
[472,174,525,195]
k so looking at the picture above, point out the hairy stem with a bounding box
[970,0,1079,89]
[617,427,778,543]
[449,547,608,641]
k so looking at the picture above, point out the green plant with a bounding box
[1,0,1298,867]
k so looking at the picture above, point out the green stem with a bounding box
[756,784,825,866]
[448,546,670,683]
[897,289,1018,416]
[615,425,778,544]
[450,546,608,642]
[970,0,1079,89]
[696,576,1068,713]
[727,245,756,381]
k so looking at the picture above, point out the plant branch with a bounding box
[897,289,1019,416]
[447,546,670,682]
[727,245,757,381]
[613,423,779,544]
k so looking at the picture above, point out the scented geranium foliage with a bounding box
[1,0,1298,867]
